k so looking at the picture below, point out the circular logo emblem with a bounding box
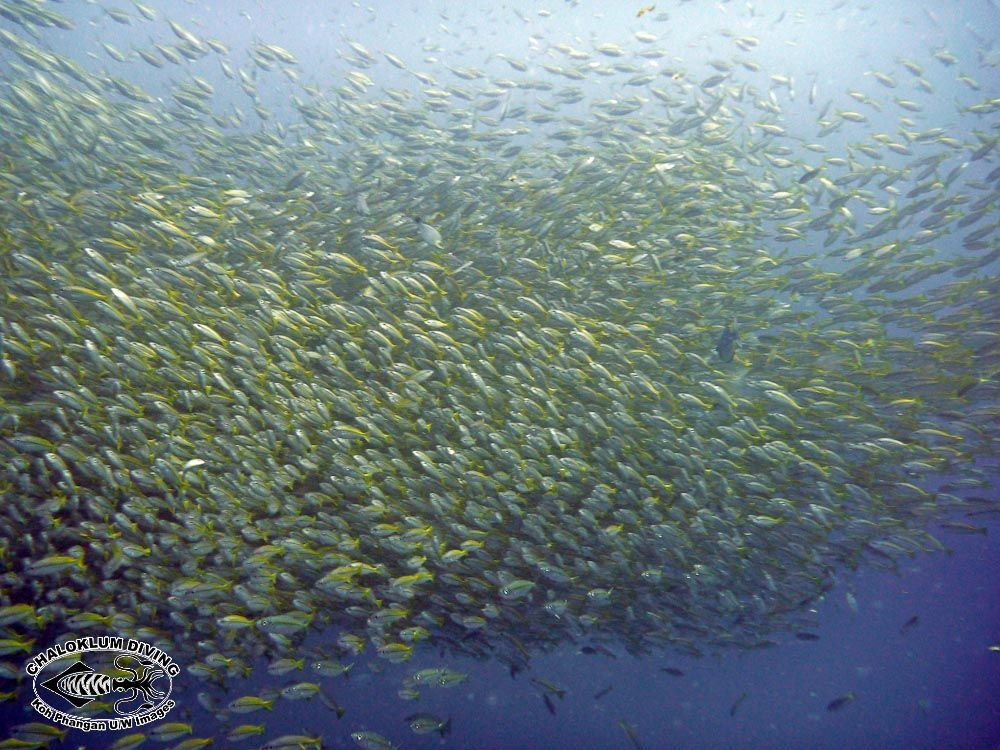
[27,636,179,731]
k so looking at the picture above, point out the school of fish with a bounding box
[0,1,997,747]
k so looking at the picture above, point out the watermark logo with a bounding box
[26,636,179,731]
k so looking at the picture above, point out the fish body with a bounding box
[228,695,274,714]
[351,731,397,750]
[542,693,557,715]
[715,324,738,362]
[730,691,748,717]
[413,217,443,248]
[260,735,322,750]
[620,720,643,750]
[404,712,451,736]
[827,692,856,711]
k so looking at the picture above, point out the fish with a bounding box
[715,324,738,362]
[256,611,314,635]
[279,682,321,701]
[10,724,69,743]
[900,615,920,634]
[405,712,451,736]
[542,693,557,715]
[620,720,643,750]
[798,167,822,183]
[660,667,685,676]
[319,691,347,718]
[412,216,443,248]
[730,691,748,717]
[351,731,398,750]
[228,696,275,714]
[162,740,211,750]
[938,522,987,535]
[701,73,729,90]
[148,723,194,742]
[226,725,265,742]
[312,660,354,678]
[531,678,567,699]
[933,49,958,65]
[0,605,40,628]
[111,734,148,750]
[26,554,85,577]
[0,7,996,748]
[260,735,322,750]
[435,669,469,688]
[826,692,857,712]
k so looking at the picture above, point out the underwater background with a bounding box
[0,1,998,749]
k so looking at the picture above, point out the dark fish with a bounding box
[701,73,729,90]
[798,167,822,183]
[505,650,529,680]
[939,521,987,535]
[729,691,747,717]
[715,324,737,362]
[826,692,856,711]
[284,170,309,190]
[956,379,980,397]
[660,667,685,676]
[795,632,820,641]
[319,691,346,718]
[580,644,616,658]
[530,677,566,699]
[542,693,556,715]
[969,136,997,161]
[900,615,919,635]
[594,685,614,700]
[619,720,643,750]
